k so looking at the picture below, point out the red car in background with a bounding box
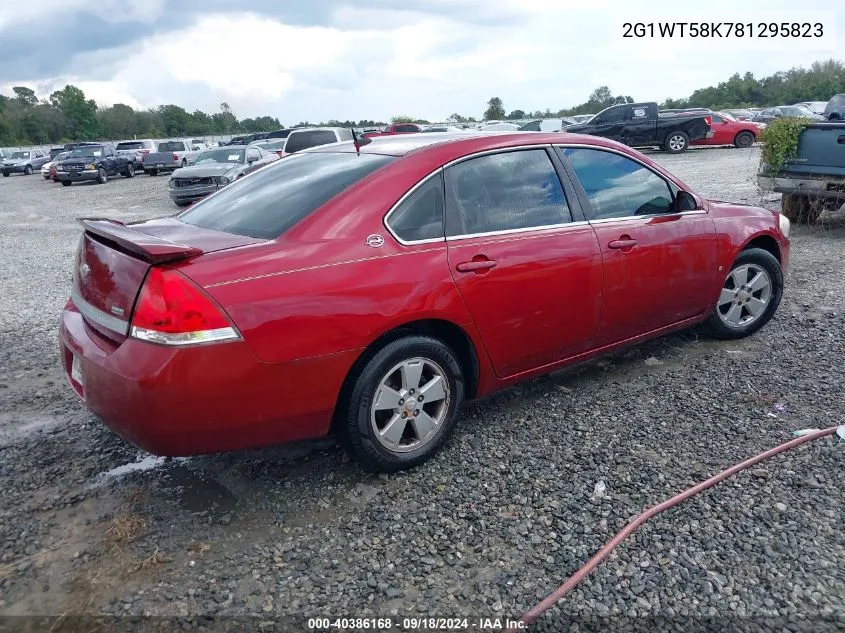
[60,132,790,472]
[692,112,764,148]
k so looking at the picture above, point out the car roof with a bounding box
[308,130,628,158]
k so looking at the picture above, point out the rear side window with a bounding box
[394,124,418,133]
[179,153,395,239]
[284,131,338,154]
[445,149,571,237]
[338,129,354,141]
[158,141,186,152]
[560,147,673,219]
[387,173,444,242]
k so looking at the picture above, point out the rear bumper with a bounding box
[59,301,358,456]
[56,171,98,182]
[144,163,180,173]
[758,175,845,198]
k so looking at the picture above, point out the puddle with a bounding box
[158,464,238,513]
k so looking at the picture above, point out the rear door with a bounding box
[623,104,656,146]
[558,146,717,345]
[443,147,603,378]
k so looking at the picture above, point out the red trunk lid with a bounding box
[71,218,264,343]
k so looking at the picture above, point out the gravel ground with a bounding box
[0,147,843,633]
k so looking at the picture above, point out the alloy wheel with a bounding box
[370,357,450,453]
[668,134,686,151]
[716,263,772,329]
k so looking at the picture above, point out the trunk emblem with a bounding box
[110,306,125,316]
[366,234,385,248]
[79,263,91,279]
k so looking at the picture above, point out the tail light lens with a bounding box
[172,153,179,161]
[276,151,285,158]
[130,268,239,346]
[705,116,712,126]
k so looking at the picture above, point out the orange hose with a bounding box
[505,425,841,632]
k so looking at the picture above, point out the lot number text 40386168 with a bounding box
[623,22,823,39]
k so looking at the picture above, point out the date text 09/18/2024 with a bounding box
[307,617,526,630]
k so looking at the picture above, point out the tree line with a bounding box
[2,58,843,146]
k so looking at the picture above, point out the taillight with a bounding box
[705,116,712,126]
[129,268,239,346]
[172,153,179,161]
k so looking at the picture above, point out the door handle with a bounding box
[608,238,638,250]
[455,259,497,273]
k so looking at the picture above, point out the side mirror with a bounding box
[675,190,698,211]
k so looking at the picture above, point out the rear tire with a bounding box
[664,131,689,153]
[734,131,755,148]
[61,180,72,187]
[340,335,465,473]
[148,169,158,177]
[1,172,8,177]
[173,200,192,207]
[181,159,187,167]
[704,248,783,340]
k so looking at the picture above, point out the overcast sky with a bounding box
[1,0,842,122]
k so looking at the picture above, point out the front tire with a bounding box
[61,180,72,186]
[341,335,465,472]
[24,165,33,175]
[124,164,134,178]
[734,131,755,148]
[705,248,783,340]
[664,131,689,153]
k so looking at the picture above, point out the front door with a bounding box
[558,146,718,345]
[444,148,603,378]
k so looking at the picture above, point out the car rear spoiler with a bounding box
[79,218,203,263]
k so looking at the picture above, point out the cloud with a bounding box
[1,0,843,122]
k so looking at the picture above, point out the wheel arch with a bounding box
[330,318,481,432]
[741,233,781,263]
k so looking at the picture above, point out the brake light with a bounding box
[705,116,712,126]
[172,153,179,161]
[130,268,239,345]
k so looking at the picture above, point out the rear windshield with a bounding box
[178,152,395,239]
[158,141,185,152]
[284,130,338,154]
[116,141,143,150]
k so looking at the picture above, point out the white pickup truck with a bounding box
[143,139,204,176]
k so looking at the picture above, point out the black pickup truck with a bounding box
[564,102,712,153]
[757,122,845,222]
[54,144,135,186]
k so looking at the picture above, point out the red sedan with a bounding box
[60,132,790,472]
[691,112,764,148]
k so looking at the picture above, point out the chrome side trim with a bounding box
[588,211,708,224]
[71,288,130,335]
[445,220,590,242]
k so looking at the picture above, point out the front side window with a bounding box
[179,152,395,239]
[387,173,444,242]
[395,124,418,133]
[560,147,674,219]
[445,149,571,237]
